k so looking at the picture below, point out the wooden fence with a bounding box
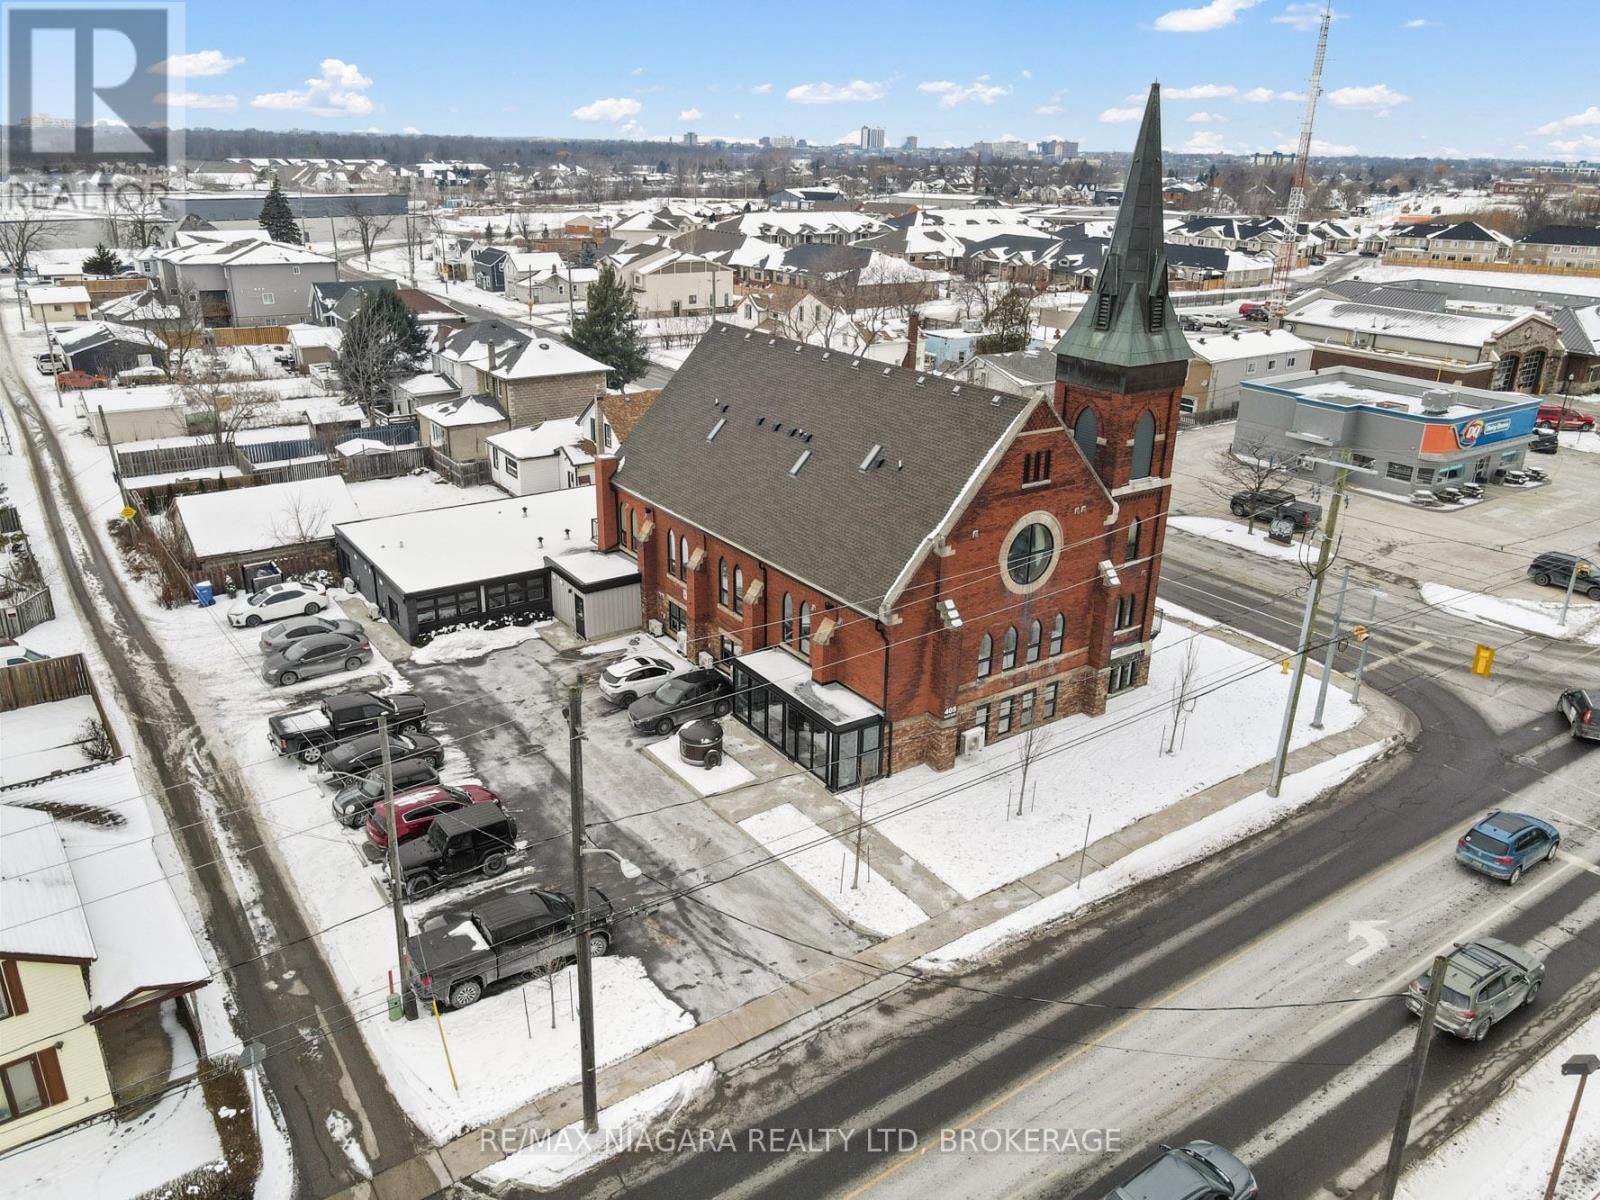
[116,441,233,481]
[212,326,291,347]
[340,447,425,481]
[1379,255,1600,279]
[0,651,89,710]
[0,583,54,639]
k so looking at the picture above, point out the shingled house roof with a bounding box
[612,323,1034,614]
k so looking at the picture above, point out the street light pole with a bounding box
[1380,952,1450,1200]
[1544,1055,1599,1200]
[378,715,416,1020]
[1351,588,1381,705]
[1311,563,1351,729]
[565,682,599,1133]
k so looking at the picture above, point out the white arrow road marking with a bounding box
[1345,919,1390,966]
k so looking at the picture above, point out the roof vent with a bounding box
[789,450,811,476]
[744,331,752,339]
[773,421,783,432]
[1419,388,1453,415]
[538,342,550,350]
[915,375,925,386]
[896,460,904,471]
[707,417,726,441]
[860,443,883,471]
[822,352,830,360]
[788,427,799,437]
[803,432,813,443]
[756,416,765,426]
[882,366,892,376]
[952,385,962,395]
[768,338,777,346]
[990,395,1002,406]
[849,360,860,370]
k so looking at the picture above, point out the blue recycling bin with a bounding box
[194,580,216,607]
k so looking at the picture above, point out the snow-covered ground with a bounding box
[1168,515,1310,563]
[644,736,757,797]
[1420,583,1600,644]
[863,620,1363,900]
[408,621,542,665]
[1558,429,1600,455]
[1398,1010,1600,1200]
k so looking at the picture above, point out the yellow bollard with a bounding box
[431,1000,459,1091]
[1471,644,1495,677]
[1282,657,1291,674]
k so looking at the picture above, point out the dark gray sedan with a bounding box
[627,668,734,736]
[261,632,373,687]
[320,731,444,780]
[258,615,364,654]
[1104,1140,1257,1199]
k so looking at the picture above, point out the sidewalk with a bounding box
[329,623,1414,1200]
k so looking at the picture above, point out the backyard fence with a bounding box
[0,582,54,639]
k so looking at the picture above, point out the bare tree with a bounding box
[181,369,275,452]
[147,291,208,382]
[76,716,116,764]
[270,493,333,547]
[339,195,397,263]
[949,259,995,324]
[1165,639,1201,755]
[1012,720,1051,818]
[1210,435,1299,533]
[0,211,64,276]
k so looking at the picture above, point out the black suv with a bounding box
[393,803,518,899]
[1528,552,1600,600]
[1557,688,1600,742]
[627,668,734,735]
[1230,488,1296,520]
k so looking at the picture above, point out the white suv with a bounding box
[598,654,686,705]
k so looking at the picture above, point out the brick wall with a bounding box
[495,370,607,426]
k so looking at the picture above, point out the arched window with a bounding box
[666,530,677,577]
[1026,619,1042,664]
[1517,349,1546,392]
[629,508,637,547]
[1126,517,1142,560]
[680,536,691,575]
[799,602,813,656]
[718,557,730,606]
[977,632,993,678]
[733,566,745,614]
[1492,353,1519,391]
[782,593,794,642]
[1131,411,1156,480]
[1049,612,1065,656]
[1002,626,1018,671]
[1073,407,1098,465]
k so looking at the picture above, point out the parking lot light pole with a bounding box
[378,716,416,1020]
[1381,952,1449,1200]
[1544,1054,1599,1200]
[567,682,599,1133]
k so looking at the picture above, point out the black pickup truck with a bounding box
[267,691,428,764]
[408,886,615,1009]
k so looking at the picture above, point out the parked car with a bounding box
[599,654,688,705]
[1237,301,1264,317]
[329,763,441,827]
[409,886,615,1009]
[271,690,430,764]
[227,581,329,628]
[56,370,110,390]
[1241,306,1269,323]
[0,639,48,668]
[1455,811,1561,885]
[321,731,444,780]
[627,668,735,736]
[1526,552,1600,600]
[33,352,62,375]
[258,615,364,654]
[1530,431,1559,455]
[1229,488,1297,521]
[1557,687,1600,742]
[1102,1140,1258,1199]
[366,784,499,850]
[1535,405,1594,431]
[391,803,518,899]
[1404,938,1545,1041]
[261,631,372,687]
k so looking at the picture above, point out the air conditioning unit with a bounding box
[697,651,715,670]
[959,726,986,757]
[676,629,689,653]
[647,619,663,637]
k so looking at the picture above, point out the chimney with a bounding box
[902,311,920,370]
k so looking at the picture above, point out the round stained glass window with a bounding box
[1006,522,1055,586]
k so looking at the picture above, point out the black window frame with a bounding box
[1002,626,1018,671]
[977,632,993,678]
[1049,612,1065,656]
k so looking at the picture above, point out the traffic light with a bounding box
[1350,625,1370,643]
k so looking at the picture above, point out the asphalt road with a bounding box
[509,537,1600,1200]
[0,347,420,1196]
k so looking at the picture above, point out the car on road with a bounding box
[408,885,615,1009]
[1526,552,1600,600]
[320,731,445,780]
[329,762,442,827]
[391,803,518,899]
[1557,688,1600,741]
[271,690,430,764]
[258,615,364,654]
[1530,431,1559,455]
[1405,938,1545,1041]
[627,668,734,735]
[366,784,499,850]
[261,631,372,687]
[599,653,688,705]
[1103,1140,1258,1199]
[1536,405,1595,431]
[1455,810,1561,884]
[227,581,330,628]
[0,639,48,668]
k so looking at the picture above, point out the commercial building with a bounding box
[860,125,885,151]
[1234,368,1540,497]
[1181,328,1314,420]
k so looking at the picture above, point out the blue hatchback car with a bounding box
[1456,811,1561,884]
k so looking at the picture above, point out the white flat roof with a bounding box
[27,284,90,305]
[176,474,359,558]
[1187,327,1312,364]
[0,804,95,961]
[547,547,639,586]
[487,418,585,460]
[739,646,882,726]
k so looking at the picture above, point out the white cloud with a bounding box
[787,80,885,104]
[917,77,1011,108]
[1271,3,1337,32]
[834,128,863,146]
[751,82,773,94]
[1550,134,1600,158]
[1166,83,1238,100]
[630,67,644,76]
[619,120,643,137]
[1404,17,1428,26]
[1035,104,1063,115]
[401,126,421,135]
[361,126,382,134]
[1240,86,1304,102]
[571,96,642,122]
[1536,106,1600,135]
[679,108,703,122]
[1154,0,1260,33]
[1021,69,1033,79]
[1099,106,1143,123]
[157,91,237,111]
[1184,131,1228,153]
[1187,111,1226,123]
[1327,83,1410,113]
[252,59,374,117]
[150,49,243,77]
[1274,138,1359,155]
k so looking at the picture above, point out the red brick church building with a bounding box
[592,84,1189,787]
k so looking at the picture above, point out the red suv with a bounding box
[366,784,500,850]
[1536,406,1594,431]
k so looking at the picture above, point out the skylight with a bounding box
[789,450,811,476]
[860,443,882,471]
[707,417,726,441]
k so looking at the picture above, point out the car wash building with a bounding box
[1234,367,1541,496]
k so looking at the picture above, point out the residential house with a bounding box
[593,85,1186,780]
[286,322,342,373]
[1181,328,1313,419]
[578,390,659,456]
[529,267,598,307]
[609,206,703,247]
[502,251,566,303]
[610,246,730,317]
[487,419,594,496]
[390,372,459,418]
[311,279,394,325]
[768,186,845,210]
[951,347,1059,403]
[1509,224,1600,271]
[712,210,888,248]
[93,288,180,332]
[1383,221,1512,265]
[52,321,166,377]
[149,232,338,325]
[25,285,91,323]
[416,394,510,485]
[471,246,510,293]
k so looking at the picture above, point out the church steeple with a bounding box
[1055,83,1191,393]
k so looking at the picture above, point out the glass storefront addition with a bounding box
[730,662,884,790]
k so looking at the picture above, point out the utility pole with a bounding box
[565,682,599,1133]
[1381,953,1449,1200]
[1311,563,1351,729]
[565,259,577,331]
[1351,588,1380,705]
[1544,1056,1599,1200]
[378,716,415,1020]
[1268,452,1350,797]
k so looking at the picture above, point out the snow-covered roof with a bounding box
[1186,328,1313,364]
[155,233,332,268]
[546,547,639,587]
[175,474,359,558]
[54,320,165,352]
[739,646,882,727]
[335,436,416,457]
[27,284,91,306]
[334,486,600,594]
[0,805,96,962]
[505,250,564,277]
[287,322,342,349]
[494,337,610,382]
[487,418,586,460]
[1285,297,1546,347]
[417,393,508,428]
[394,372,458,397]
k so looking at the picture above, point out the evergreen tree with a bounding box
[258,180,301,244]
[567,264,649,390]
[484,221,495,241]
[577,241,597,267]
[335,289,428,413]
[82,243,123,276]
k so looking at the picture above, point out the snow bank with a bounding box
[1168,516,1308,562]
[410,622,541,665]
[1420,583,1600,644]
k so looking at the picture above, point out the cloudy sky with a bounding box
[38,0,1600,160]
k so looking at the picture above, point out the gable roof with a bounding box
[612,324,1036,614]
[417,393,508,427]
[597,389,659,443]
[0,805,95,961]
[1518,224,1600,247]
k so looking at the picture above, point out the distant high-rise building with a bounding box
[902,136,919,150]
[770,134,795,149]
[683,131,699,146]
[860,125,885,151]
[973,139,1029,159]
[1037,138,1079,162]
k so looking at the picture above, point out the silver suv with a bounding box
[1405,939,1545,1041]
[1104,1141,1257,1199]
